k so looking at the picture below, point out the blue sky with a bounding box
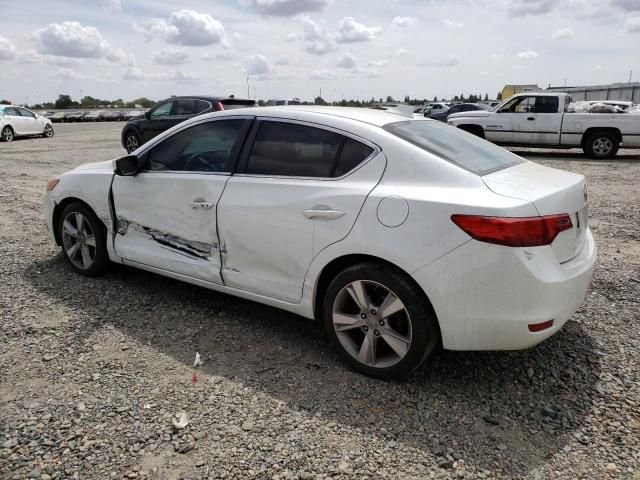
[1,0,639,104]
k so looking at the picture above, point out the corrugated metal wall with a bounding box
[546,83,640,103]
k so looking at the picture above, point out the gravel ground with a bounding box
[1,123,639,480]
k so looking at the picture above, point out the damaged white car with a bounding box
[44,107,596,378]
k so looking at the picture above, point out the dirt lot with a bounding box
[1,123,639,479]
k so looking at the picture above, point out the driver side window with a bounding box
[149,101,174,119]
[145,120,247,173]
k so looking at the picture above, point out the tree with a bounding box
[314,96,327,105]
[433,96,438,102]
[54,94,73,109]
[403,95,410,103]
[453,95,459,101]
[484,93,489,101]
[0,99,11,105]
[385,95,395,103]
[126,97,155,108]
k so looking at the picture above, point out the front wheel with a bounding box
[1,126,14,142]
[583,132,619,159]
[43,124,54,138]
[323,262,439,379]
[58,202,109,276]
[124,131,140,153]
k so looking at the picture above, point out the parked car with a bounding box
[121,96,257,153]
[50,112,68,123]
[0,105,54,141]
[423,102,451,116]
[267,98,302,106]
[429,103,490,122]
[447,92,640,158]
[104,110,125,121]
[65,111,88,122]
[84,110,107,122]
[124,110,145,121]
[44,106,596,378]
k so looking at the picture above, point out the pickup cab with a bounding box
[447,92,640,158]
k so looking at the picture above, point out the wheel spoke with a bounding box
[63,220,79,239]
[66,242,80,259]
[84,234,96,247]
[347,281,370,311]
[333,312,364,332]
[380,327,411,359]
[358,334,376,365]
[81,245,92,268]
[75,213,85,234]
[378,291,405,319]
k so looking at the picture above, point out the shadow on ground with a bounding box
[511,149,640,163]
[25,255,601,476]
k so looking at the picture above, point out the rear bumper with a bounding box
[412,229,596,351]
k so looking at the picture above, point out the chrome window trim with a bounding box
[236,116,382,182]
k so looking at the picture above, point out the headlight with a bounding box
[46,178,60,191]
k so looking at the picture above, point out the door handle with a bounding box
[527,117,535,121]
[189,200,214,210]
[303,209,345,220]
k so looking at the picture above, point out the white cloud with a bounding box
[516,49,539,59]
[33,22,110,58]
[336,52,357,68]
[102,0,122,12]
[509,0,555,16]
[624,16,640,32]
[335,17,381,43]
[106,48,135,66]
[612,0,640,11]
[55,68,84,80]
[136,10,226,46]
[355,68,382,78]
[391,16,417,28]
[551,27,574,39]
[153,69,201,82]
[246,54,272,76]
[310,69,336,79]
[367,59,387,67]
[153,47,189,64]
[0,35,17,61]
[394,48,408,57]
[202,50,235,61]
[47,55,85,66]
[419,54,460,67]
[275,55,289,65]
[242,0,330,16]
[299,15,336,54]
[443,19,463,29]
[122,67,144,80]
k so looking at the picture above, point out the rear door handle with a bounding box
[527,117,535,121]
[303,209,345,220]
[189,200,214,210]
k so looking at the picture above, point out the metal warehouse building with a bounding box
[545,82,640,103]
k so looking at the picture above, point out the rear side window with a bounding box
[383,120,523,176]
[535,96,559,113]
[246,122,342,177]
[221,99,257,110]
[171,99,195,116]
[4,107,19,116]
[334,138,373,177]
[195,100,211,113]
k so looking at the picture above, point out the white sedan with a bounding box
[1,105,54,142]
[44,106,596,378]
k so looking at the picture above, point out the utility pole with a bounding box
[246,77,249,98]
[80,89,83,106]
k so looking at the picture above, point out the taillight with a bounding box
[451,214,572,247]
[216,101,224,111]
[46,178,60,191]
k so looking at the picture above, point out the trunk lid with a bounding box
[482,161,588,263]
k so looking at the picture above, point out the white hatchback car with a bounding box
[1,105,54,142]
[44,107,596,378]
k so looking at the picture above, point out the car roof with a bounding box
[199,105,424,127]
[165,95,254,102]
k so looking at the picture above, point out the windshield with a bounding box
[383,120,524,175]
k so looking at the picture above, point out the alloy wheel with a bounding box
[61,212,96,270]
[126,135,139,153]
[592,137,612,156]
[332,280,412,369]
[2,127,13,142]
[44,125,54,137]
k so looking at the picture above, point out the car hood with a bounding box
[127,115,144,121]
[73,160,115,172]
[448,111,493,119]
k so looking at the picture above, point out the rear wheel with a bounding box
[58,202,109,276]
[584,132,619,158]
[323,262,439,379]
[124,131,140,153]
[43,124,54,138]
[1,126,14,142]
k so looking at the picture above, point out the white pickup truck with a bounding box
[447,92,640,158]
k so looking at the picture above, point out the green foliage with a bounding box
[0,99,11,105]
[54,94,74,109]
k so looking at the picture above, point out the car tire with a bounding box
[124,131,140,153]
[58,202,109,276]
[584,132,619,159]
[1,126,14,142]
[323,262,439,379]
[42,124,54,138]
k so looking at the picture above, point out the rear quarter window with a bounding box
[383,120,524,176]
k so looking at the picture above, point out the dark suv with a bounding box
[121,96,257,152]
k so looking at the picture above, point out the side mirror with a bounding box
[144,111,151,120]
[114,154,140,176]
